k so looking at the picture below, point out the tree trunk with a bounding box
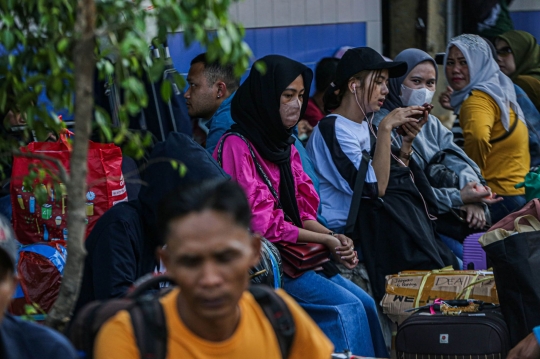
[45,0,96,330]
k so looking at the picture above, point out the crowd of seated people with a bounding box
[3,29,540,357]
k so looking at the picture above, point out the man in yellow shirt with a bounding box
[94,180,334,359]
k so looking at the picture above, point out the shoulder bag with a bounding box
[217,132,330,278]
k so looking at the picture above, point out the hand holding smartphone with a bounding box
[396,103,433,135]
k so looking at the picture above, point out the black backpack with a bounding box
[69,275,295,359]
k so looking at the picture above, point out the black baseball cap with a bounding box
[333,47,408,88]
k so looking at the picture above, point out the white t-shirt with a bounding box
[306,114,377,230]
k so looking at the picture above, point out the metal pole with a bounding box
[446,0,455,44]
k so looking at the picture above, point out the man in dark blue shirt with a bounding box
[184,52,239,154]
[0,215,77,359]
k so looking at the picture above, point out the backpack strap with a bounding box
[127,275,173,359]
[344,150,371,237]
[128,296,168,359]
[249,285,295,359]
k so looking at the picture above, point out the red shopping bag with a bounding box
[10,139,128,244]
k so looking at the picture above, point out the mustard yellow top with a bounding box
[459,90,529,196]
[94,288,334,359]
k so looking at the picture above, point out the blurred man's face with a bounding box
[160,210,260,323]
[184,63,221,120]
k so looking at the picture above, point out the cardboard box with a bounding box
[381,268,498,325]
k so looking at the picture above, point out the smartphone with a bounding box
[410,103,434,120]
[396,103,433,135]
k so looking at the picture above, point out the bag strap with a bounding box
[127,275,173,359]
[249,285,295,359]
[128,274,173,298]
[129,296,168,359]
[128,283,296,359]
[217,132,294,223]
[514,214,540,232]
[345,151,371,237]
[489,115,519,145]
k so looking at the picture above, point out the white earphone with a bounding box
[352,83,356,93]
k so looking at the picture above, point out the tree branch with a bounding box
[45,0,96,331]
[10,150,70,184]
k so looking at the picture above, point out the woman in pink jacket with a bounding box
[213,55,388,357]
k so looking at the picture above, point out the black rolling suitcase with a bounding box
[396,307,510,359]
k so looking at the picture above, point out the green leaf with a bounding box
[56,38,69,53]
[0,90,6,112]
[1,31,15,50]
[126,102,141,116]
[51,77,63,93]
[94,107,113,142]
[148,61,165,83]
[254,60,267,75]
[34,182,48,205]
[172,72,186,90]
[160,80,172,102]
[179,163,187,177]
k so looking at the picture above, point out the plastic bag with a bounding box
[9,241,67,315]
[515,167,540,202]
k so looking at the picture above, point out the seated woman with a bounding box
[495,30,540,113]
[372,48,500,259]
[445,34,530,223]
[306,47,459,302]
[214,55,388,357]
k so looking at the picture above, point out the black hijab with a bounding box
[230,55,313,228]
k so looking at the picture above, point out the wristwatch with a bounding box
[399,149,414,160]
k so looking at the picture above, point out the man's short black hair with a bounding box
[157,180,251,242]
[315,57,339,93]
[190,53,240,92]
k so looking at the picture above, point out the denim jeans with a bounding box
[489,195,527,224]
[336,263,393,353]
[438,234,464,269]
[283,271,389,357]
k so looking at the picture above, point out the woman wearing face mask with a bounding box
[306,47,459,303]
[495,30,540,112]
[445,34,530,223]
[214,55,388,357]
[372,48,501,257]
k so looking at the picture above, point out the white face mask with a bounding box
[399,84,435,106]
